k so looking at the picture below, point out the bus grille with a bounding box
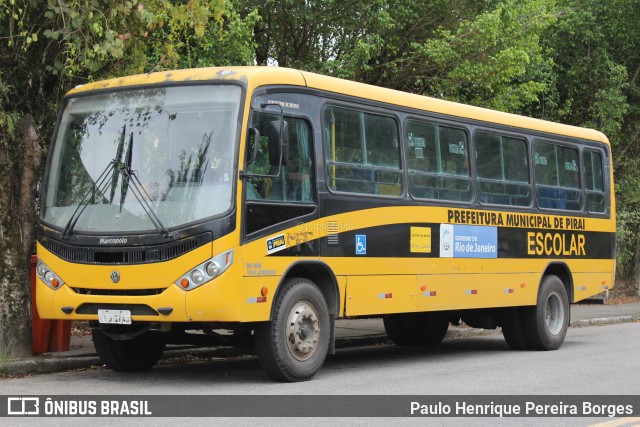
[72,288,165,296]
[41,233,211,265]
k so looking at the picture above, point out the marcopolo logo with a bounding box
[99,237,128,245]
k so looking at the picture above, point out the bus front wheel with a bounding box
[255,277,330,382]
[92,327,166,372]
[523,275,570,350]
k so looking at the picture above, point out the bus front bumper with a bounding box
[35,266,275,324]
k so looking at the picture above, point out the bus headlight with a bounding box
[175,249,234,291]
[205,261,219,277]
[36,259,65,290]
[36,262,47,277]
[191,269,205,285]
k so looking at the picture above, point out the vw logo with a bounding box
[110,270,121,284]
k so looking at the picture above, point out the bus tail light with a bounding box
[36,259,65,290]
[175,249,234,291]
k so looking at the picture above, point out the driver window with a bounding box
[244,111,316,236]
[245,112,314,203]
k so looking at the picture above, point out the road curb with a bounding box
[2,355,102,377]
[570,315,640,327]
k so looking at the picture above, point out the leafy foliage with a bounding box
[243,0,557,113]
[0,75,19,138]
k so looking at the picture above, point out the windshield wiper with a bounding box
[62,126,171,239]
[62,125,127,240]
[109,125,127,203]
[61,160,116,240]
[118,132,171,238]
[119,131,133,213]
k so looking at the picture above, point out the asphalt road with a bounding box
[2,322,639,426]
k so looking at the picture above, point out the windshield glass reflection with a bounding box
[43,85,241,233]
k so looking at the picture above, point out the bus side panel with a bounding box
[570,259,616,302]
[416,273,539,311]
[572,271,612,302]
[345,275,416,316]
[336,275,347,316]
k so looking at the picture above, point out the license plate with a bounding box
[98,309,132,325]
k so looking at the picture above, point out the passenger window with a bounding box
[405,120,472,202]
[323,107,402,196]
[475,132,531,206]
[534,142,582,211]
[584,150,606,213]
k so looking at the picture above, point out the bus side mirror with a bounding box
[268,120,289,167]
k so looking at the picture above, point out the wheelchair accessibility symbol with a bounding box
[355,235,367,255]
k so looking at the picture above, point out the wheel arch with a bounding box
[271,261,340,319]
[541,262,574,303]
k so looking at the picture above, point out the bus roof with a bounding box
[67,66,608,144]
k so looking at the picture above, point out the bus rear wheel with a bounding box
[255,277,330,382]
[523,275,570,350]
[500,307,530,350]
[384,312,449,346]
[92,327,166,372]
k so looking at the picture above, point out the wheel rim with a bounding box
[545,291,565,335]
[286,300,321,361]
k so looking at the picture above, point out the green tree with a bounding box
[149,0,258,68]
[538,0,640,284]
[243,0,558,113]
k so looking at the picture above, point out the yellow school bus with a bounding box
[36,67,615,381]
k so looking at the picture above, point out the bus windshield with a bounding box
[43,85,241,233]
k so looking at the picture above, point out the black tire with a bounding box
[383,314,410,345]
[255,277,330,382]
[523,275,570,350]
[92,328,166,372]
[384,312,449,346]
[500,307,530,350]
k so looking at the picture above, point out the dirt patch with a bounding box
[606,295,640,305]
[71,321,91,337]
